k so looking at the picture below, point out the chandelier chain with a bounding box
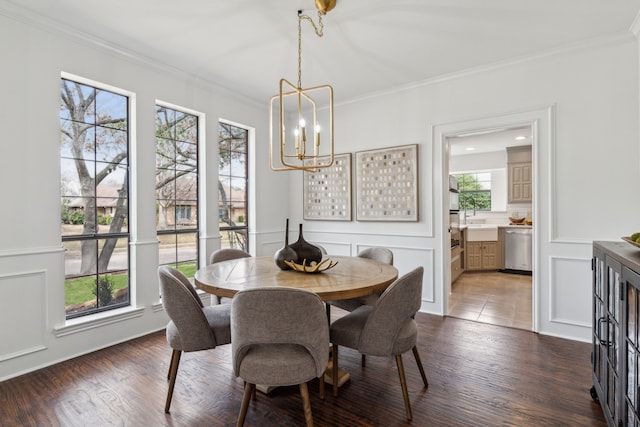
[297,11,324,89]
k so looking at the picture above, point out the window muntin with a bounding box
[218,122,248,251]
[156,106,199,277]
[455,172,491,212]
[60,78,130,319]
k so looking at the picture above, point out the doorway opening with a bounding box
[444,123,535,331]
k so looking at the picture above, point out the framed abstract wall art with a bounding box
[355,144,418,221]
[303,153,352,221]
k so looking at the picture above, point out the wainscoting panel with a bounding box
[357,244,435,303]
[549,256,591,327]
[0,270,47,362]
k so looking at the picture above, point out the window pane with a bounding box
[175,172,197,201]
[96,128,128,163]
[156,106,174,137]
[177,232,197,263]
[454,172,492,211]
[95,89,127,130]
[156,138,175,169]
[158,234,177,265]
[97,238,129,274]
[176,141,197,171]
[63,240,96,277]
[176,113,197,144]
[230,156,247,177]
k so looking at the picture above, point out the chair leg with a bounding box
[216,295,222,305]
[361,354,366,367]
[165,349,182,413]
[395,354,412,421]
[236,383,254,427]
[167,350,176,380]
[332,344,339,397]
[243,381,257,400]
[319,369,325,399]
[412,346,429,388]
[299,382,314,427]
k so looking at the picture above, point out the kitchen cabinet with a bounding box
[451,228,465,283]
[466,241,498,270]
[591,241,640,426]
[451,245,463,283]
[507,146,532,203]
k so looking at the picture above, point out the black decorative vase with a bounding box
[274,218,298,270]
[289,223,323,265]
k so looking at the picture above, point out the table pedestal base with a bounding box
[255,364,350,395]
[324,364,350,387]
[256,384,277,394]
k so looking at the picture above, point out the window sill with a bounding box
[54,306,145,337]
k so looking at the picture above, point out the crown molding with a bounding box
[0,0,264,109]
[338,31,636,108]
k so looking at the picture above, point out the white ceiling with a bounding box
[448,126,531,156]
[4,0,640,105]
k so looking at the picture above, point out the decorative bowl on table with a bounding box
[283,258,338,273]
[622,236,640,249]
[509,217,526,224]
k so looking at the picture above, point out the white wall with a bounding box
[0,9,289,381]
[293,35,640,342]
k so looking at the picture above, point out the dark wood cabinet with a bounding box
[592,241,640,426]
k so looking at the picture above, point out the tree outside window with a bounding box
[455,173,492,212]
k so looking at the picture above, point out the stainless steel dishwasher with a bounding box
[504,227,532,272]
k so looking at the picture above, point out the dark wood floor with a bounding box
[0,313,605,427]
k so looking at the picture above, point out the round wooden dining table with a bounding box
[194,255,398,302]
[195,255,398,392]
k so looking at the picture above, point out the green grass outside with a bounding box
[64,275,128,306]
[64,261,196,306]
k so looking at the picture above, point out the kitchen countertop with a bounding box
[459,223,532,230]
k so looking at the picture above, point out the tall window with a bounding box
[455,172,492,212]
[156,105,199,278]
[218,122,248,251]
[60,78,130,319]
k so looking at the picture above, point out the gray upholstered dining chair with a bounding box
[329,247,394,312]
[158,266,232,413]
[231,287,329,427]
[329,266,428,421]
[209,248,251,304]
[209,248,251,264]
[328,247,394,368]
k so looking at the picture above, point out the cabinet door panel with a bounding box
[482,242,498,269]
[466,242,482,270]
[624,266,640,425]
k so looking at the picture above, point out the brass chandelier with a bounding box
[269,0,336,171]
